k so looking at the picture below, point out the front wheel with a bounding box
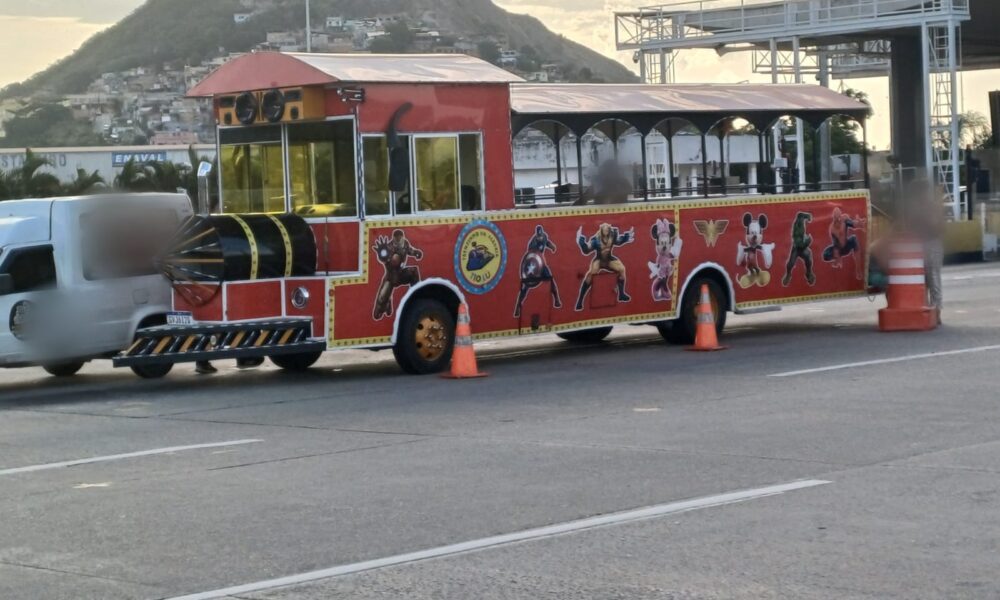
[270,351,323,371]
[557,326,613,343]
[658,278,727,345]
[43,361,85,377]
[131,363,173,379]
[393,298,455,375]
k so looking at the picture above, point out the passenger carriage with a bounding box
[114,52,871,375]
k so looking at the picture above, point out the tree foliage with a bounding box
[0,147,212,201]
[0,104,103,148]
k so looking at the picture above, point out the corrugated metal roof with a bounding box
[510,83,868,116]
[290,53,524,83]
[188,52,522,96]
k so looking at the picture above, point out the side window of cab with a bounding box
[0,246,57,295]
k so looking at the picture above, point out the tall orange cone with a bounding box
[686,284,726,352]
[442,303,488,379]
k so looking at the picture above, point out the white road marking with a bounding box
[769,345,1000,378]
[73,482,112,489]
[0,439,262,477]
[163,479,829,600]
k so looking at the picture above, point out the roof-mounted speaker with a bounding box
[234,92,259,125]
[261,89,286,123]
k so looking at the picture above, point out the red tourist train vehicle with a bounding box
[114,52,872,376]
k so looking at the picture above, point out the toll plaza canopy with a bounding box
[188,52,523,97]
[510,82,870,137]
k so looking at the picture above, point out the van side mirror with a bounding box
[0,274,13,296]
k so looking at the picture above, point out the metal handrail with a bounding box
[616,0,970,48]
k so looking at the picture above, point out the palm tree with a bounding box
[0,149,62,200]
[63,168,107,196]
[114,158,153,192]
[144,160,190,193]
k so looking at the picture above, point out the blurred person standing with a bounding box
[906,180,946,322]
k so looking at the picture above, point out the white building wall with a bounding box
[0,145,217,185]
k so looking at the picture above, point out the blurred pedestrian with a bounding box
[906,180,946,322]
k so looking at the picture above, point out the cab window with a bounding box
[0,246,56,294]
[219,125,285,214]
[288,120,357,217]
[363,135,412,217]
[458,133,483,211]
[414,136,459,212]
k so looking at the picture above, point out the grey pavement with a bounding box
[0,263,998,599]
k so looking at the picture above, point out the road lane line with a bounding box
[769,345,1000,378]
[0,439,262,476]
[161,479,829,600]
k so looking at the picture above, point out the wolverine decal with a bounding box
[574,223,635,310]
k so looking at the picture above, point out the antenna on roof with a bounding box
[305,0,312,53]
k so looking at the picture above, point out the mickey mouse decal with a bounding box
[736,212,775,288]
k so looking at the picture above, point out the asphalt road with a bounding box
[1,263,999,600]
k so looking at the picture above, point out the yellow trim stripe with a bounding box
[231,215,259,280]
[180,336,197,353]
[255,330,271,347]
[267,215,294,277]
[230,331,247,348]
[278,329,295,345]
[152,337,173,355]
[125,338,146,356]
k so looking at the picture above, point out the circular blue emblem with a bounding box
[454,219,507,295]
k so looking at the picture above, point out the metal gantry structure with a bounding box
[616,0,972,216]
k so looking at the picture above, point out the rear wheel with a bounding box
[43,361,85,377]
[270,351,323,371]
[658,277,726,345]
[131,363,173,379]
[557,326,613,343]
[393,299,455,375]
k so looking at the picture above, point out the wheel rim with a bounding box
[414,315,448,362]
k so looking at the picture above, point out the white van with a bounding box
[0,194,193,378]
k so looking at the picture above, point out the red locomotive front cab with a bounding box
[114,52,872,376]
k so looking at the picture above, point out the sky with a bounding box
[0,0,997,150]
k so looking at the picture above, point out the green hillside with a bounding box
[2,0,636,98]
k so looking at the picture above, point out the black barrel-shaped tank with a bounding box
[160,214,317,285]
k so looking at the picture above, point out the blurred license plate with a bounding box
[166,311,195,326]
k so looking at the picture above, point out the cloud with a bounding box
[0,0,142,24]
[0,15,107,86]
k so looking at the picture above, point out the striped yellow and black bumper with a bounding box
[113,318,325,368]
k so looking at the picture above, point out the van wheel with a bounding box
[131,363,173,379]
[43,361,85,377]
[393,298,455,375]
[658,278,726,345]
[557,326,613,343]
[270,351,323,371]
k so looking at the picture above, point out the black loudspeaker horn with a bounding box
[261,89,286,123]
[234,92,259,126]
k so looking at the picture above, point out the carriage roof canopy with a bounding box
[510,83,870,135]
[188,52,523,97]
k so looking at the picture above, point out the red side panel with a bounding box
[284,279,327,337]
[226,281,283,321]
[174,284,223,321]
[311,221,361,273]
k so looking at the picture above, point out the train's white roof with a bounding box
[510,83,868,116]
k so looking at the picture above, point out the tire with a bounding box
[658,277,727,345]
[131,363,173,379]
[43,361,85,377]
[557,326,613,343]
[392,298,455,375]
[270,351,323,371]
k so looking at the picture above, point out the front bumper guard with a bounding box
[113,317,325,368]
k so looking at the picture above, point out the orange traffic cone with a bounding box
[686,284,726,352]
[878,236,937,332]
[442,303,488,379]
